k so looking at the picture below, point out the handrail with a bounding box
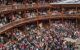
[0,14,79,34]
[0,3,51,14]
[0,3,79,14]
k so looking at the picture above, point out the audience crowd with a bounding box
[0,0,63,5]
[0,12,23,28]
[0,0,79,50]
[0,8,80,28]
[0,20,79,50]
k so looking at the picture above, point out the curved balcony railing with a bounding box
[0,3,80,14]
[0,3,51,14]
[0,14,80,34]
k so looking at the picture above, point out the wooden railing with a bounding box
[0,3,51,14]
[0,3,79,14]
[0,14,80,34]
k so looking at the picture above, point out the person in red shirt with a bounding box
[0,43,4,50]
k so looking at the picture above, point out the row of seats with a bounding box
[0,20,79,50]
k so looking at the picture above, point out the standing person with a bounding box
[0,43,5,50]
[11,15,16,21]
[12,44,17,50]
